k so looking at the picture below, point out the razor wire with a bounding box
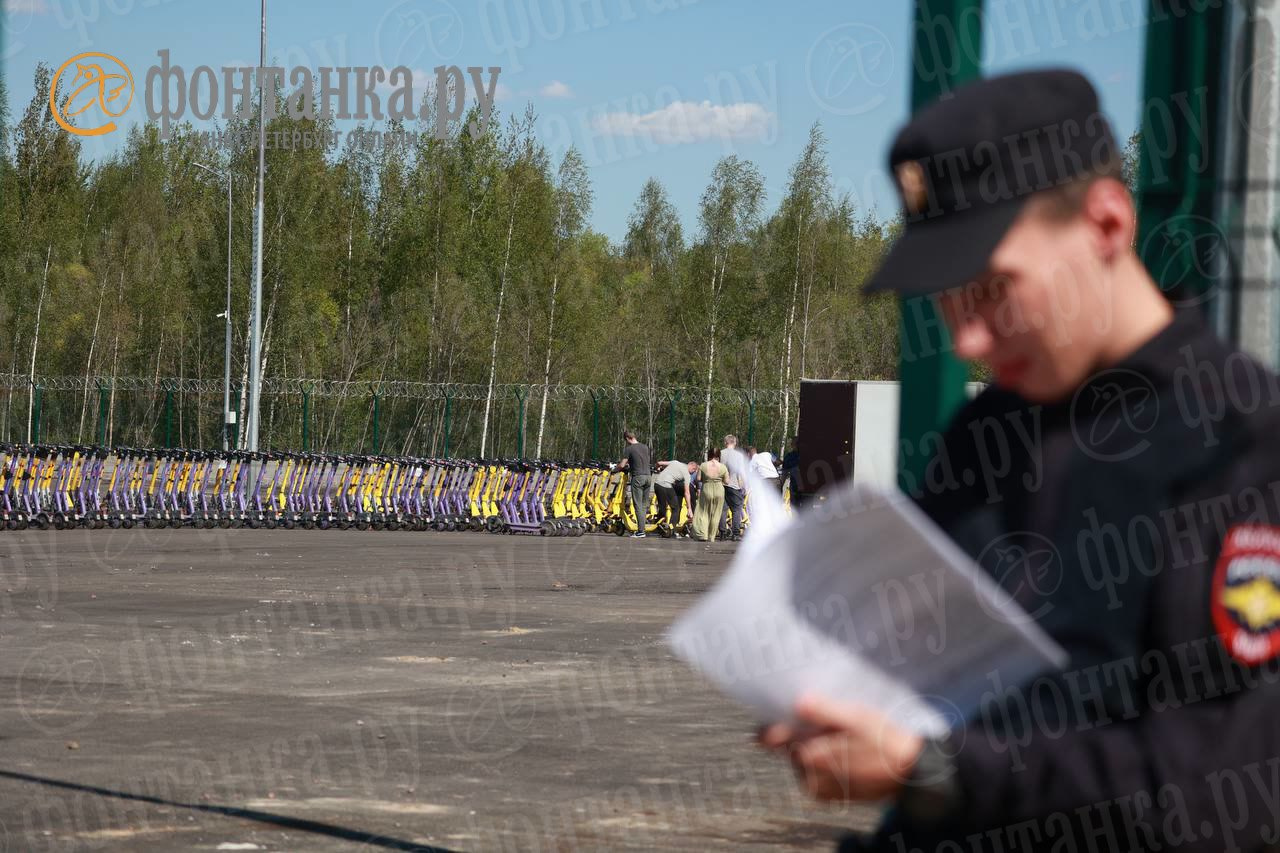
[0,374,797,406]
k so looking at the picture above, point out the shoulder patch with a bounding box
[1213,524,1280,665]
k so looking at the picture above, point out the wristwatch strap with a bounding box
[898,735,965,825]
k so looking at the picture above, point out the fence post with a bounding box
[897,0,981,493]
[742,392,756,448]
[371,386,381,453]
[589,390,601,460]
[31,384,42,444]
[97,382,110,446]
[515,386,528,459]
[667,390,681,459]
[443,392,453,458]
[302,386,311,451]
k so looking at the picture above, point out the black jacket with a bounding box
[848,311,1280,852]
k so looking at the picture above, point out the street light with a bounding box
[248,0,267,451]
[193,161,235,451]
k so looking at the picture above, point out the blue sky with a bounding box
[3,0,1148,243]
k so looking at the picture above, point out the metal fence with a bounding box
[0,375,798,461]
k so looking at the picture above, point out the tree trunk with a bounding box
[257,267,283,410]
[151,333,164,438]
[77,275,109,441]
[427,200,443,379]
[479,191,519,458]
[646,342,655,449]
[236,306,252,449]
[800,267,814,381]
[107,271,123,444]
[702,251,723,452]
[780,212,804,446]
[26,245,51,443]
[4,333,22,440]
[534,271,559,458]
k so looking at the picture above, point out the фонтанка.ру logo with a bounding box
[51,52,135,137]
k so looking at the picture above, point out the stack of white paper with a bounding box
[668,473,1066,736]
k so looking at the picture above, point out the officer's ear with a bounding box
[1081,177,1135,263]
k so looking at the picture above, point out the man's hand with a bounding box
[758,693,924,803]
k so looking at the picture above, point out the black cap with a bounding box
[865,69,1119,297]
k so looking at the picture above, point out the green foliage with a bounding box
[0,68,900,457]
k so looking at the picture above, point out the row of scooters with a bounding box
[0,444,700,537]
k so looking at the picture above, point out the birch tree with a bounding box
[534,147,592,457]
[777,123,830,442]
[479,107,543,457]
[697,156,763,450]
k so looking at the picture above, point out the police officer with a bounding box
[759,69,1280,852]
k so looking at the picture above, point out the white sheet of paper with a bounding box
[668,470,1067,737]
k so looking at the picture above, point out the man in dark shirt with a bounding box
[781,436,801,504]
[758,69,1280,852]
[615,431,652,538]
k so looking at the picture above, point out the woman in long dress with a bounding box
[692,447,726,542]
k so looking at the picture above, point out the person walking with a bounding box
[613,431,652,538]
[691,447,726,543]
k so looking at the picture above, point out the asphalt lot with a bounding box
[0,528,879,851]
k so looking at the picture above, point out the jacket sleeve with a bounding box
[946,671,1280,849]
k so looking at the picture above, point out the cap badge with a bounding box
[895,160,928,215]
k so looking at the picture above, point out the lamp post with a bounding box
[194,162,234,450]
[247,0,267,451]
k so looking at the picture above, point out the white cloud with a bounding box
[591,100,774,144]
[4,0,48,11]
[494,82,515,102]
[539,80,573,99]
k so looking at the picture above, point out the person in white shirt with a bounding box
[747,446,782,494]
